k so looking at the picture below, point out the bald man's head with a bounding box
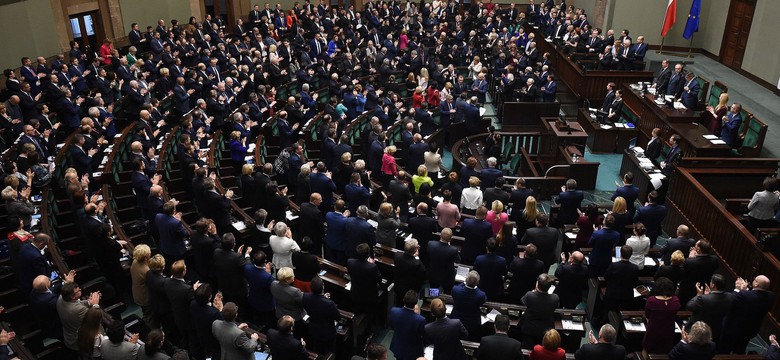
[32,275,51,292]
[571,251,584,264]
[150,185,163,196]
[755,275,771,290]
[131,141,143,152]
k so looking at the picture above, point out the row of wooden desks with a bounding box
[576,109,638,154]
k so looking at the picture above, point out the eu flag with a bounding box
[683,0,702,39]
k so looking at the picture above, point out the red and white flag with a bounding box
[661,0,677,37]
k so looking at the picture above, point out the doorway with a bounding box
[70,11,105,55]
[719,0,756,70]
[205,0,236,30]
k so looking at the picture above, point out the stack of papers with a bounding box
[285,210,299,221]
[455,266,469,282]
[600,124,613,129]
[232,221,246,231]
[562,320,585,330]
[614,123,626,128]
[624,320,646,332]
[565,232,577,240]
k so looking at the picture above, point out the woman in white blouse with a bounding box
[468,56,483,81]
[626,222,651,270]
[270,221,300,268]
[424,142,442,175]
[460,176,483,216]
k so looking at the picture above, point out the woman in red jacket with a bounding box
[99,39,114,65]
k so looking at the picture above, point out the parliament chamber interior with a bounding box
[1,0,780,359]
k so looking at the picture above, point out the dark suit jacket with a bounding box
[155,213,187,257]
[509,188,536,222]
[302,293,340,346]
[389,307,426,360]
[202,190,232,234]
[555,262,590,308]
[30,288,63,340]
[267,329,309,360]
[722,289,776,337]
[424,318,469,360]
[604,260,639,300]
[588,228,621,275]
[344,217,375,258]
[484,187,510,210]
[520,226,560,269]
[667,72,685,98]
[668,341,716,360]
[508,257,545,302]
[521,290,559,338]
[479,168,503,190]
[633,203,667,240]
[477,333,523,360]
[346,258,382,309]
[451,283,487,338]
[686,290,733,340]
[612,185,639,214]
[654,67,672,94]
[660,237,695,264]
[461,219,493,265]
[474,253,507,299]
[190,232,220,281]
[132,171,152,209]
[69,146,92,177]
[394,252,426,301]
[212,248,248,298]
[678,254,719,304]
[16,243,52,297]
[427,241,460,291]
[574,342,627,360]
[555,190,584,225]
[406,215,438,262]
[164,278,194,330]
[299,202,325,246]
[190,300,222,357]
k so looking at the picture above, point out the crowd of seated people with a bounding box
[1,0,778,360]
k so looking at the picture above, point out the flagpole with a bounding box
[687,33,695,58]
[658,37,665,54]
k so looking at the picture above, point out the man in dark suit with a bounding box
[509,178,536,223]
[156,201,189,265]
[345,206,376,258]
[425,298,469,360]
[686,274,733,343]
[601,83,616,113]
[479,157,504,194]
[389,290,426,360]
[302,277,341,354]
[299,193,326,256]
[309,162,337,211]
[478,314,523,360]
[603,246,639,319]
[555,251,590,309]
[324,200,350,264]
[347,243,383,314]
[575,324,627,360]
[16,233,54,298]
[720,275,776,354]
[460,207,493,265]
[394,240,427,307]
[521,274,560,349]
[387,171,413,219]
[190,283,223,360]
[653,59,672,95]
[667,64,686,99]
[164,260,197,351]
[407,134,428,172]
[680,73,700,110]
[507,244,545,303]
[555,179,584,226]
[721,103,744,149]
[678,240,720,305]
[451,271,487,341]
[173,77,193,115]
[268,316,309,360]
[131,159,157,210]
[212,234,249,314]
[474,238,508,301]
[520,214,560,270]
[634,190,668,247]
[427,228,461,293]
[406,203,438,265]
[201,178,234,236]
[30,273,70,340]
[659,224,695,264]
[612,172,640,218]
[69,134,97,177]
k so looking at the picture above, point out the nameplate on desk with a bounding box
[232,221,246,231]
[562,320,584,331]
[623,320,646,332]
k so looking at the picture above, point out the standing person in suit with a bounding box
[344,206,376,258]
[451,271,487,341]
[69,134,98,177]
[164,260,199,352]
[427,228,461,293]
[667,64,686,99]
[720,102,743,149]
[478,314,523,360]
[347,242,383,321]
[520,213,560,270]
[30,273,72,341]
[652,59,672,95]
[389,290,426,360]
[686,274,733,344]
[509,178,536,223]
[271,267,307,330]
[555,179,583,226]
[645,128,664,166]
[461,206,493,265]
[588,214,622,277]
[601,83,616,113]
[668,321,717,360]
[299,193,326,256]
[201,178,234,236]
[212,233,249,317]
[302,277,341,354]
[575,324,626,360]
[56,282,102,351]
[325,200,350,264]
[521,274,560,349]
[659,225,695,264]
[212,302,259,360]
[507,244,546,303]
[603,246,639,319]
[634,191,668,247]
[394,239,427,306]
[407,203,438,265]
[309,162,337,212]
[541,74,557,102]
[679,73,701,110]
[156,200,189,266]
[245,251,276,329]
[555,251,590,309]
[424,298,469,360]
[678,240,720,307]
[474,238,507,300]
[189,218,220,283]
[15,233,53,298]
[189,284,223,360]
[612,172,640,218]
[720,275,775,354]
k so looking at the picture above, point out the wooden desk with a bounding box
[557,146,599,191]
[543,119,588,154]
[622,84,732,157]
[577,109,639,153]
[612,310,691,353]
[619,149,667,204]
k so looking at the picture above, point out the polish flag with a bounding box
[661,0,677,37]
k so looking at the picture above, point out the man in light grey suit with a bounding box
[57,282,102,350]
[101,320,140,360]
[211,302,259,360]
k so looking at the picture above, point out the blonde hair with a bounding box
[420,68,429,80]
[491,200,504,213]
[1,186,16,201]
[277,267,295,283]
[671,250,685,265]
[159,67,169,76]
[468,176,480,187]
[231,130,242,140]
[341,152,352,163]
[717,92,729,111]
[542,329,562,351]
[612,196,627,214]
[242,164,254,176]
[415,86,424,95]
[417,165,428,177]
[149,254,166,271]
[379,202,393,217]
[687,321,713,345]
[386,145,397,154]
[523,196,539,221]
[132,244,151,262]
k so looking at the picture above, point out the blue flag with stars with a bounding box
[683,0,702,39]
